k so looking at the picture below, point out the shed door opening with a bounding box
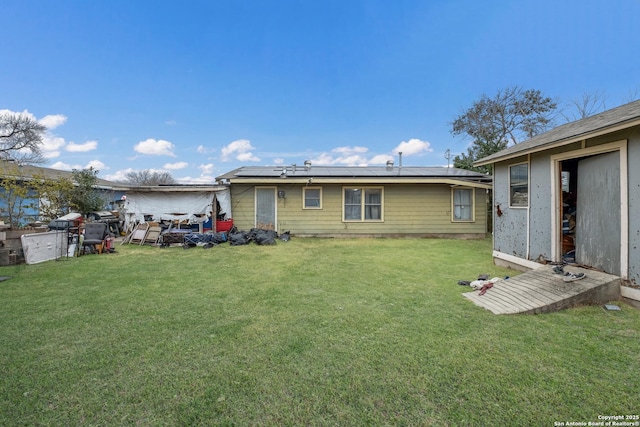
[560,152,620,274]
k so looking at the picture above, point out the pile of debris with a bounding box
[182,227,290,249]
[122,221,291,249]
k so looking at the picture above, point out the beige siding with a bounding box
[230,183,487,236]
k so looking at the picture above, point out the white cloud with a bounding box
[43,150,61,159]
[104,168,135,182]
[311,152,338,165]
[237,152,261,162]
[176,175,216,184]
[40,134,66,159]
[49,160,105,172]
[198,163,214,175]
[221,139,260,162]
[369,154,394,164]
[332,146,368,155]
[197,145,207,154]
[66,140,98,152]
[134,138,176,157]
[310,146,370,166]
[164,161,189,170]
[86,160,107,171]
[308,141,430,167]
[38,114,67,130]
[165,119,177,126]
[273,158,284,165]
[392,138,433,156]
[50,161,76,171]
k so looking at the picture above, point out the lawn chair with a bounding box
[81,222,108,254]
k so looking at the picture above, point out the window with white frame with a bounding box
[343,187,383,221]
[509,163,529,207]
[303,187,322,209]
[452,187,474,221]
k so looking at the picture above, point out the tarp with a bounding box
[123,189,231,229]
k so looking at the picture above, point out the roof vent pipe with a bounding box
[398,152,403,168]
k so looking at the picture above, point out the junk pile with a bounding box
[123,221,291,249]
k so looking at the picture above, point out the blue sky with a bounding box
[3,0,639,183]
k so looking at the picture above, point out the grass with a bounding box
[1,238,638,426]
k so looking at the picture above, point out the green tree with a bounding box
[0,164,36,227]
[30,172,75,221]
[451,86,558,172]
[68,168,105,215]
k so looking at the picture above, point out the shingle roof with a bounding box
[475,99,640,165]
[0,161,120,188]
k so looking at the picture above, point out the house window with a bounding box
[452,187,474,222]
[510,163,529,207]
[343,187,383,221]
[303,187,322,209]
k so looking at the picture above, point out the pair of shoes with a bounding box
[563,272,586,282]
[458,280,470,286]
[552,265,564,274]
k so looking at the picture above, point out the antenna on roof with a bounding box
[444,149,451,168]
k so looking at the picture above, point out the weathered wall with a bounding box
[230,183,487,237]
[493,156,528,258]
[627,129,640,285]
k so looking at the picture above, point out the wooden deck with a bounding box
[463,265,621,314]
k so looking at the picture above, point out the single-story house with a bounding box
[0,161,232,233]
[216,164,492,238]
[474,99,640,294]
[0,161,125,226]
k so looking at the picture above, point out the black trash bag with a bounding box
[254,229,278,245]
[228,230,250,246]
[279,231,291,242]
[211,232,227,244]
[246,228,261,241]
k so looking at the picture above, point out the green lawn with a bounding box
[1,238,638,426]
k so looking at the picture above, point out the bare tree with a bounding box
[124,169,176,186]
[561,90,608,122]
[0,112,47,164]
[622,87,640,104]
